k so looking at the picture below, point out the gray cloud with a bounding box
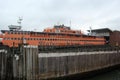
[0,0,120,31]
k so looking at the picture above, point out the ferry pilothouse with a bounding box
[0,18,105,47]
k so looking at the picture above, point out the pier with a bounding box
[0,45,120,80]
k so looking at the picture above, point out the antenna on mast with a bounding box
[89,26,92,35]
[8,17,23,31]
[17,17,23,26]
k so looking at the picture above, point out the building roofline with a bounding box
[87,28,112,33]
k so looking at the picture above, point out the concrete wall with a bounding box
[38,51,120,79]
[1,45,120,80]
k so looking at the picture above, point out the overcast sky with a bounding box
[0,0,120,32]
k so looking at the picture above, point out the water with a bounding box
[48,66,120,80]
[83,68,120,80]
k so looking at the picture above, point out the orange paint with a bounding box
[0,25,105,47]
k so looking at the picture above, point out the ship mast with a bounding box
[8,17,23,31]
[89,26,92,35]
[17,17,23,27]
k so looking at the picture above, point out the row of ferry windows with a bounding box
[7,32,79,37]
[7,32,30,35]
[3,38,104,42]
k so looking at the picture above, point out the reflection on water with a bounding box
[84,69,120,80]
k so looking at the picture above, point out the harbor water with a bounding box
[48,66,120,80]
[83,68,120,80]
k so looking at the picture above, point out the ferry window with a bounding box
[18,38,20,40]
[11,32,13,34]
[8,32,10,34]
[4,38,6,40]
[6,38,9,40]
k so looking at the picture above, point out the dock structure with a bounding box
[0,45,120,80]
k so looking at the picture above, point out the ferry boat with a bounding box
[0,19,105,47]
